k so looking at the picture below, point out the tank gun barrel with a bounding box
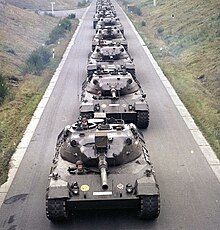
[111,88,117,99]
[98,155,108,190]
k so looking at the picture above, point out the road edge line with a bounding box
[0,5,91,207]
[119,3,220,183]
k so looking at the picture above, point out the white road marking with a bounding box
[0,6,91,207]
[119,3,220,183]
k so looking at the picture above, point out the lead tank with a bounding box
[46,118,160,221]
[87,44,135,77]
[80,70,149,129]
[92,27,127,51]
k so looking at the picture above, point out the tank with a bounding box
[96,17,124,34]
[87,44,135,77]
[80,70,149,129]
[93,3,116,29]
[93,12,103,29]
[46,117,160,221]
[92,28,128,51]
[96,2,114,12]
[96,0,115,13]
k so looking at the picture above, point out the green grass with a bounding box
[6,0,83,10]
[0,2,79,184]
[119,0,220,158]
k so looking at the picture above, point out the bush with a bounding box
[77,0,87,7]
[6,48,16,55]
[157,27,164,34]
[141,21,146,26]
[0,74,8,102]
[60,18,71,31]
[24,47,51,75]
[46,18,72,45]
[67,13,76,19]
[122,0,131,6]
[133,6,142,16]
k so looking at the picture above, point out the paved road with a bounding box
[0,1,220,230]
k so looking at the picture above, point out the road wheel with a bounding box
[46,199,68,222]
[136,111,149,129]
[139,195,160,220]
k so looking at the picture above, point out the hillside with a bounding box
[0,1,78,184]
[6,0,80,10]
[120,0,220,156]
[0,1,59,77]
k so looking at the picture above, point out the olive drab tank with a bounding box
[93,1,116,29]
[46,0,160,222]
[92,28,128,51]
[80,70,149,129]
[93,12,103,29]
[46,118,160,221]
[87,44,135,77]
[95,17,124,34]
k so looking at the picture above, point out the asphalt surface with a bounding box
[0,1,220,230]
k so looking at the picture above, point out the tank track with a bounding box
[87,69,94,77]
[139,195,160,220]
[46,198,68,221]
[127,69,135,77]
[136,111,149,129]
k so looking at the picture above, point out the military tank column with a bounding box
[46,0,160,222]
[88,0,150,129]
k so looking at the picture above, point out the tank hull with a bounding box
[80,95,149,128]
[46,155,159,218]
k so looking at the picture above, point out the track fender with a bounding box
[80,103,94,112]
[87,63,97,71]
[47,179,70,199]
[135,102,149,111]
[135,176,159,196]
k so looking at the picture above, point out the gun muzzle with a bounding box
[98,155,108,190]
[111,88,117,99]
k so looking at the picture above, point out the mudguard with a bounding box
[135,176,159,196]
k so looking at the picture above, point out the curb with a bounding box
[0,5,91,207]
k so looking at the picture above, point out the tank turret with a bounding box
[93,5,116,28]
[96,17,124,34]
[92,28,127,51]
[87,44,135,77]
[46,118,160,221]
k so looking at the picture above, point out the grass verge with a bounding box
[0,18,78,185]
[118,0,220,158]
